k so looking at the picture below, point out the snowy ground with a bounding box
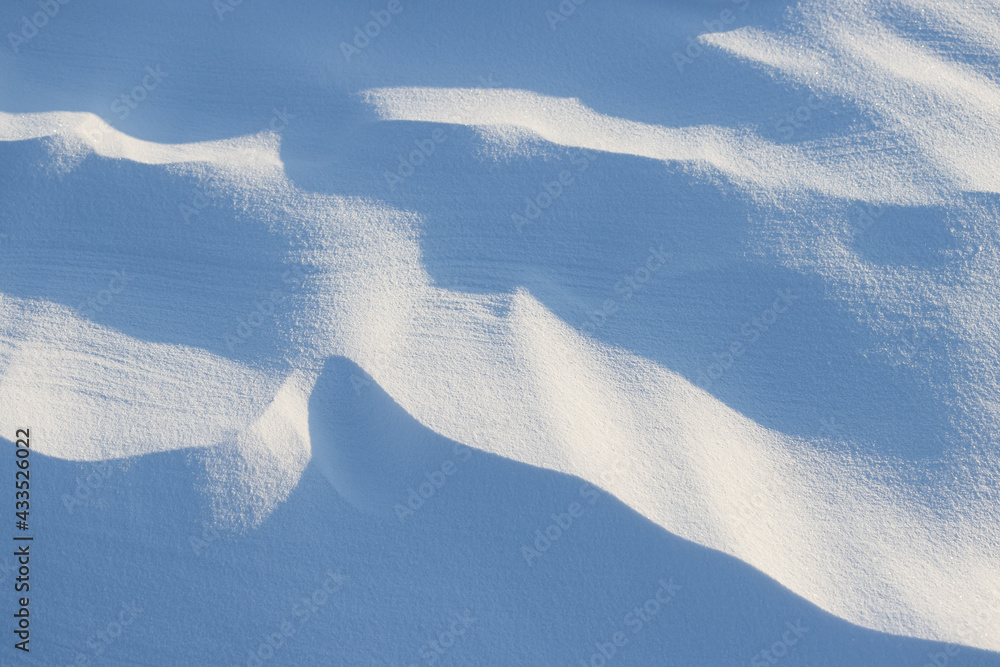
[1,0,999,664]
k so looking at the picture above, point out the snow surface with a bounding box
[1,0,999,664]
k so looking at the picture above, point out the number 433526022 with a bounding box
[15,429,30,529]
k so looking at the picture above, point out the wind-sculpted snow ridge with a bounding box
[1,0,999,663]
[361,86,948,205]
[0,110,286,170]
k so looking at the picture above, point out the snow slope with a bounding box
[1,0,998,664]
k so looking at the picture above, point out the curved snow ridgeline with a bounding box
[0,0,998,664]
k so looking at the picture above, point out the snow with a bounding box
[1,0,998,664]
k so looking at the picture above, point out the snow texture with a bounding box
[0,0,998,664]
